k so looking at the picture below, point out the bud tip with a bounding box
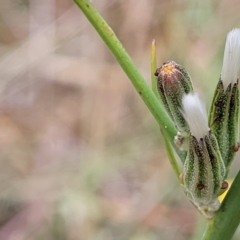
[221,28,240,87]
[182,93,209,139]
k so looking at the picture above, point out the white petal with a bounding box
[182,93,209,139]
[221,28,240,88]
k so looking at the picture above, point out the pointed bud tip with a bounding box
[182,93,209,139]
[221,28,240,87]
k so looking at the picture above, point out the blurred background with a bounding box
[0,0,240,239]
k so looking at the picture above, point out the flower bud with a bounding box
[209,29,240,173]
[182,93,226,219]
[155,61,194,136]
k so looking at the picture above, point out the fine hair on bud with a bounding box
[182,93,209,140]
[221,28,240,87]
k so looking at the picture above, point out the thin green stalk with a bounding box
[151,40,181,179]
[201,170,240,240]
[151,39,159,98]
[192,215,207,240]
[161,130,181,178]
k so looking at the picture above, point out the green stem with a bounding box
[161,130,181,178]
[151,39,159,98]
[202,170,240,240]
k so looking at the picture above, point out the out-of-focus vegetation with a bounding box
[0,0,240,239]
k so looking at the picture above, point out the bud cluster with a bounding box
[155,28,240,218]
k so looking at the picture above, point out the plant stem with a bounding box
[201,170,240,240]
[151,39,159,98]
[161,130,181,178]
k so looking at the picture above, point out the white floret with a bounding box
[182,93,209,139]
[221,28,240,88]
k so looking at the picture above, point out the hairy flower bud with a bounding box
[209,29,240,174]
[155,61,194,149]
[182,94,226,219]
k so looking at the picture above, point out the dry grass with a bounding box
[0,0,240,239]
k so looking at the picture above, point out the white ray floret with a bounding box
[182,93,209,140]
[221,28,240,88]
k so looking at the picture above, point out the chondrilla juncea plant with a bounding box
[74,1,240,239]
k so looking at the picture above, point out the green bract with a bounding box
[183,131,226,219]
[179,93,227,219]
[209,79,239,175]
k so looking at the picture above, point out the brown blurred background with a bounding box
[0,0,240,239]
